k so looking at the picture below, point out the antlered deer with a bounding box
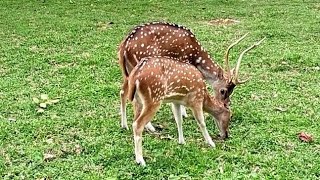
[128,56,231,166]
[118,22,265,130]
[128,37,264,166]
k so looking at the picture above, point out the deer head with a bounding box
[213,34,266,105]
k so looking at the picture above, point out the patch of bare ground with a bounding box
[207,18,240,26]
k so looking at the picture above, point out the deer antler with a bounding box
[233,37,266,84]
[224,33,249,79]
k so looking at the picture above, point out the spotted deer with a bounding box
[128,35,264,166]
[128,56,231,166]
[118,22,265,130]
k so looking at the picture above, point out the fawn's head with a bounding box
[204,95,232,140]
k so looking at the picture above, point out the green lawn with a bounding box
[0,0,319,179]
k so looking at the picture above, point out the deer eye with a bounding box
[220,88,227,95]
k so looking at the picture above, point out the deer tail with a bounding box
[118,39,129,77]
[128,77,137,102]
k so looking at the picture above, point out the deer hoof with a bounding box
[178,138,185,145]
[121,124,129,130]
[136,157,146,166]
[208,141,216,148]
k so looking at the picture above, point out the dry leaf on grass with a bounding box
[160,135,174,140]
[40,94,48,100]
[48,99,60,104]
[7,117,16,122]
[75,144,82,155]
[275,107,287,112]
[44,153,56,161]
[33,94,60,113]
[298,132,313,142]
[96,21,113,31]
[39,103,47,108]
[37,108,45,113]
[46,138,54,144]
[251,94,261,101]
[33,97,40,104]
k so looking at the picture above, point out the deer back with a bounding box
[128,56,207,105]
[119,22,224,82]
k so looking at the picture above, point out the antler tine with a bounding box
[224,33,249,78]
[233,37,266,84]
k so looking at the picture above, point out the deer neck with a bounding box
[203,93,216,114]
[203,92,227,117]
[195,51,226,85]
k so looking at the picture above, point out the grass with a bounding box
[0,0,319,179]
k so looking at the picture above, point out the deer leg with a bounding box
[120,78,129,130]
[191,106,215,148]
[133,96,156,133]
[171,103,185,144]
[145,122,156,133]
[132,103,160,166]
[180,105,188,118]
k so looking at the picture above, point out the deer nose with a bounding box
[220,131,229,140]
[224,99,231,108]
[225,131,229,139]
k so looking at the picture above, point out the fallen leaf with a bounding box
[46,138,54,144]
[150,131,161,136]
[96,21,113,31]
[33,97,40,104]
[36,178,46,180]
[37,108,45,113]
[44,153,56,161]
[40,103,47,108]
[8,117,16,122]
[253,166,260,173]
[298,132,313,142]
[275,107,287,112]
[81,52,91,58]
[48,99,59,104]
[51,114,59,119]
[219,164,224,174]
[160,135,174,140]
[75,144,82,155]
[40,94,48,100]
[251,94,260,101]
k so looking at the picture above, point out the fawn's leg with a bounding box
[171,103,185,144]
[191,106,215,148]
[120,78,129,129]
[180,105,188,118]
[133,97,156,133]
[133,103,160,166]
